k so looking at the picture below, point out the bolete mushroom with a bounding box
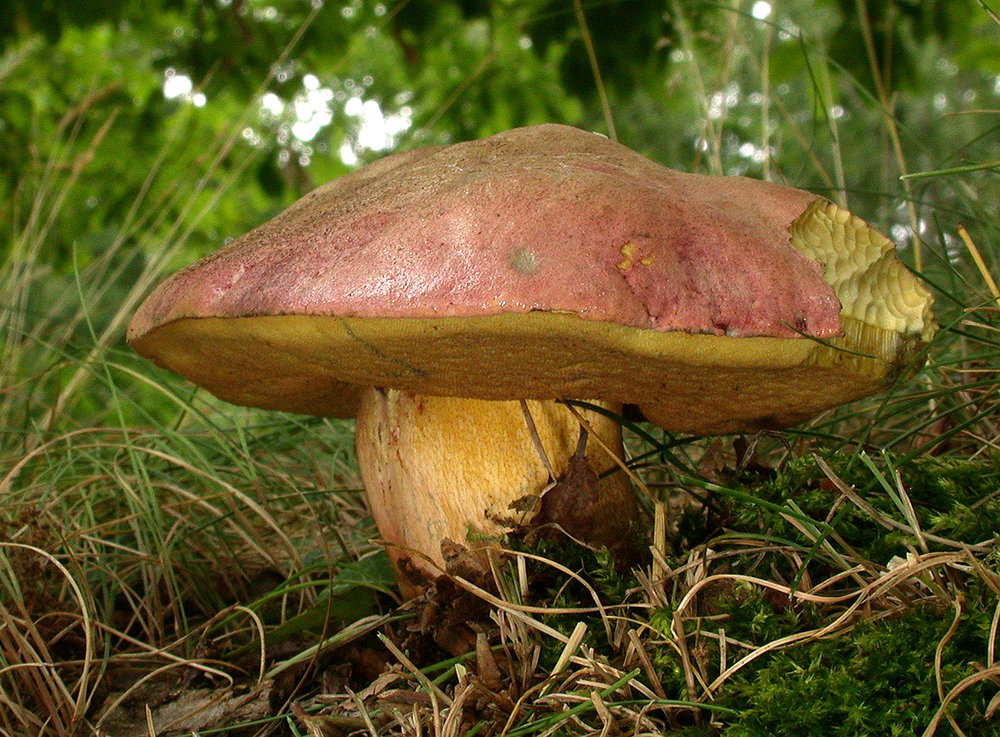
[128,124,935,595]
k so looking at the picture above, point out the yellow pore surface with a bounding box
[790,200,934,341]
[131,309,925,434]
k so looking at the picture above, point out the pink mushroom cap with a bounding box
[128,124,933,433]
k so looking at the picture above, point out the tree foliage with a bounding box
[3,0,994,266]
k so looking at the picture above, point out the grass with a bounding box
[2,0,1000,735]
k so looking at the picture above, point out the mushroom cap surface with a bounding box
[129,124,934,433]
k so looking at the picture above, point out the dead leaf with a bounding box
[533,428,603,543]
[97,682,273,736]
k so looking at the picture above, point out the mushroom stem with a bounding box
[355,388,638,596]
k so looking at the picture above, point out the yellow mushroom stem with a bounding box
[355,388,637,597]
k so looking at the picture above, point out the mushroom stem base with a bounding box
[355,389,637,597]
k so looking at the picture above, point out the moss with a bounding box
[507,534,638,671]
[716,605,1000,736]
[646,453,1000,736]
[718,452,1000,568]
[706,581,820,645]
[501,453,1000,734]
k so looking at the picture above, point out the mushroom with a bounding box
[128,124,935,595]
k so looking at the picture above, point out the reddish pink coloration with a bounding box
[128,125,841,342]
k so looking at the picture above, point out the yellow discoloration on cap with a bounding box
[616,241,654,271]
[616,242,637,271]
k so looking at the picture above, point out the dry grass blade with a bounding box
[933,595,967,737]
[958,225,1000,302]
[669,610,702,703]
[853,0,923,269]
[922,663,1000,737]
[571,0,615,141]
[975,0,1000,27]
[705,552,975,692]
[349,688,383,737]
[540,621,587,696]
[816,455,991,552]
[265,614,401,681]
[520,400,556,482]
[627,629,667,700]
[378,633,453,708]
[0,542,96,732]
[651,502,669,584]
[990,598,1000,667]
